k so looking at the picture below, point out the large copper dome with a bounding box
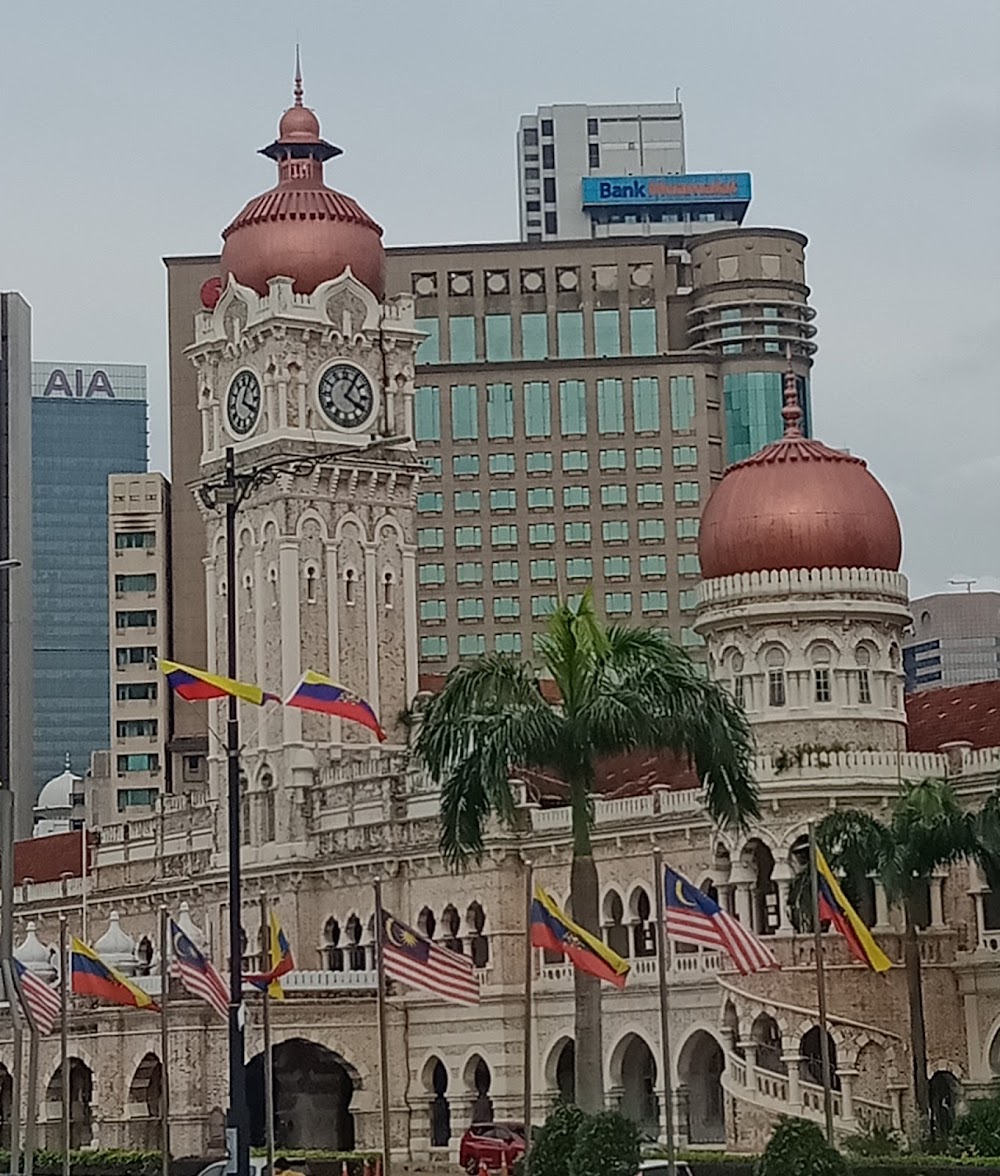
[219,67,385,300]
[699,373,902,579]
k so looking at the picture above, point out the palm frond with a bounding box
[535,588,608,713]
[816,809,892,901]
[414,654,562,868]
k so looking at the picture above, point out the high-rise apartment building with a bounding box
[386,228,815,671]
[904,591,1000,691]
[31,362,147,794]
[517,102,750,242]
[103,472,175,822]
[0,293,33,836]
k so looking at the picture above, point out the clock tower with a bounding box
[187,70,423,844]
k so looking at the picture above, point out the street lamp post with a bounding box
[0,556,23,1176]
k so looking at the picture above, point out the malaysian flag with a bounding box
[664,866,779,975]
[170,920,229,1020]
[13,958,61,1035]
[380,910,480,1006]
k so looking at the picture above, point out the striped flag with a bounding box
[380,910,479,1006]
[664,866,779,975]
[170,920,229,1020]
[13,958,61,1035]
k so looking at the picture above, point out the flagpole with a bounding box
[80,823,88,944]
[652,849,677,1176]
[24,1017,37,1176]
[6,969,23,1176]
[522,862,534,1153]
[59,915,69,1176]
[372,877,392,1176]
[259,892,275,1176]
[159,907,171,1176]
[1,776,22,1175]
[808,823,836,1145]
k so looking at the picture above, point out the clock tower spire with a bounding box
[187,82,423,844]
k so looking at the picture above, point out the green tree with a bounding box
[756,1117,846,1176]
[525,1102,587,1176]
[416,592,757,1113]
[816,777,1000,1139]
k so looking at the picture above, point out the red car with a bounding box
[458,1121,526,1173]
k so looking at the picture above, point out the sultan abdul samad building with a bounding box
[6,81,1000,1161]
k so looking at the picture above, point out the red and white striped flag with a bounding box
[380,910,479,1006]
[170,920,229,1019]
[14,959,61,1035]
[665,866,779,975]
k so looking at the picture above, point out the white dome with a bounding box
[94,911,137,974]
[15,923,56,980]
[35,766,82,812]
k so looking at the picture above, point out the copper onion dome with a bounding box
[698,368,902,579]
[219,54,385,300]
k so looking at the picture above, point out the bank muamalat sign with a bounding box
[581,171,752,207]
[31,363,147,402]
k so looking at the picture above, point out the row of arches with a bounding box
[321,902,491,972]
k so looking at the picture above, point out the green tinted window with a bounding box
[530,560,557,581]
[528,488,555,509]
[605,592,632,615]
[417,492,443,513]
[454,490,481,512]
[566,557,593,579]
[676,518,700,539]
[597,379,625,435]
[563,486,590,508]
[487,383,515,439]
[419,564,445,585]
[675,482,700,504]
[559,380,587,436]
[459,634,486,656]
[723,371,801,463]
[678,553,701,575]
[449,316,476,363]
[450,384,478,440]
[594,310,621,358]
[491,489,517,511]
[485,314,513,362]
[637,483,665,505]
[642,591,669,613]
[420,600,446,621]
[490,454,515,475]
[630,308,657,356]
[521,313,549,360]
[524,382,552,438]
[414,385,441,441]
[557,311,585,358]
[670,376,696,431]
[532,595,557,617]
[417,528,444,549]
[679,589,699,610]
[640,555,667,577]
[562,450,589,472]
[453,454,480,476]
[455,526,482,548]
[421,635,448,657]
[526,452,553,473]
[457,597,485,619]
[492,526,519,547]
[632,377,660,433]
[494,597,521,619]
[495,633,522,654]
[635,447,662,469]
[599,449,626,470]
[564,522,591,544]
[414,318,440,365]
[492,560,519,582]
[673,445,698,467]
[639,519,666,542]
[602,521,629,542]
[604,556,631,577]
[529,523,555,545]
[457,562,483,584]
[601,485,627,506]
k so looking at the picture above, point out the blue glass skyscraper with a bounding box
[31,362,147,794]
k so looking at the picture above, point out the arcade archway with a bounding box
[677,1030,725,1144]
[246,1038,358,1150]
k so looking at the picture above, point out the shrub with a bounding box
[755,1117,847,1176]
[949,1093,1000,1158]
[841,1123,904,1158]
[568,1111,640,1176]
[527,1103,588,1176]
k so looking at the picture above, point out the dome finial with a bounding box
[294,45,304,107]
[781,344,803,438]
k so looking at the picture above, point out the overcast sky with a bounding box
[2,0,997,597]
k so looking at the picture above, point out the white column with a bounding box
[364,540,380,714]
[279,539,302,745]
[402,545,419,707]
[930,870,947,929]
[773,866,793,936]
[253,545,267,743]
[839,1068,857,1125]
[782,1053,802,1109]
[325,541,343,746]
[730,866,755,927]
[873,878,891,931]
[974,892,987,947]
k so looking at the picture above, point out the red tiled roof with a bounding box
[906,680,1000,752]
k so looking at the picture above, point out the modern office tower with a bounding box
[103,472,176,822]
[31,362,147,798]
[904,591,1000,691]
[166,227,815,683]
[517,102,751,242]
[0,293,33,836]
[386,229,815,672]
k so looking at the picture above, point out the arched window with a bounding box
[810,645,833,704]
[630,888,656,958]
[243,573,254,611]
[382,571,394,609]
[765,648,786,708]
[267,566,279,608]
[345,568,358,606]
[604,890,629,958]
[323,917,344,971]
[466,902,489,968]
[417,907,437,940]
[260,772,275,843]
[305,565,318,605]
[855,644,873,705]
[239,774,250,846]
[441,904,463,954]
[346,914,365,971]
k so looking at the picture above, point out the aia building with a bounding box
[31,362,147,801]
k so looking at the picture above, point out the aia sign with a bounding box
[42,368,116,398]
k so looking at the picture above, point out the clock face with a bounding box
[318,363,375,429]
[226,370,262,436]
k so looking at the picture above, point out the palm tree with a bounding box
[815,778,1000,1140]
[415,591,758,1113]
